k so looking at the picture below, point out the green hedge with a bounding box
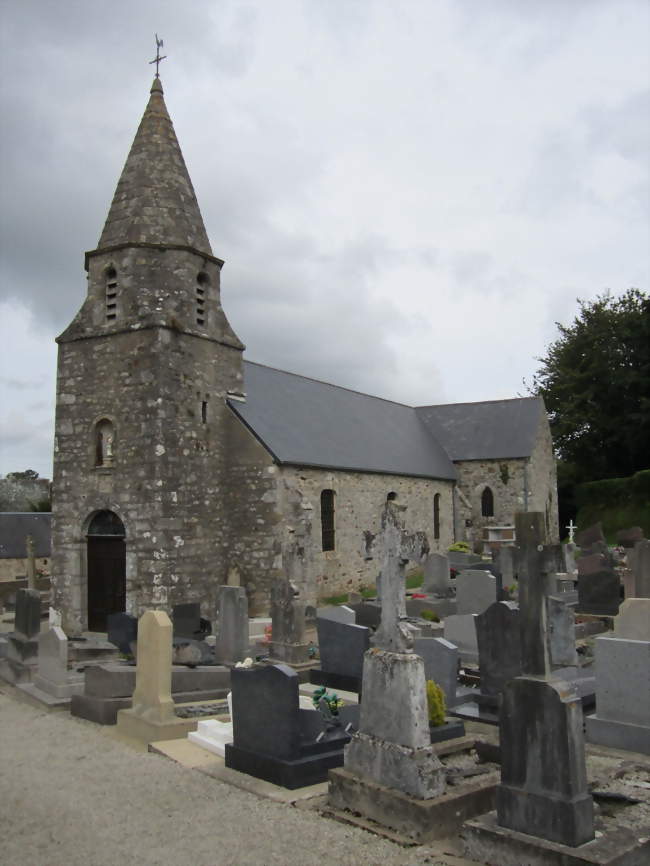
[575,469,650,540]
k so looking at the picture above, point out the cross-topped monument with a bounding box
[149,34,167,78]
[372,501,429,652]
[566,519,576,543]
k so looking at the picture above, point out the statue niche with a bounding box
[94,419,115,468]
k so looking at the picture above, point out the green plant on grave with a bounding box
[420,608,440,623]
[448,541,471,553]
[312,685,343,715]
[426,679,446,727]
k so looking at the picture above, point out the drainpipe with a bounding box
[523,460,529,511]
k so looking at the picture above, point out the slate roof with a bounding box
[0,513,52,559]
[416,397,544,461]
[229,362,457,480]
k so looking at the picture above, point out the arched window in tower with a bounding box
[105,266,118,321]
[94,419,115,468]
[196,271,209,326]
[321,489,335,552]
[481,486,494,518]
[433,493,441,540]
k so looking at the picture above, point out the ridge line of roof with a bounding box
[416,396,541,410]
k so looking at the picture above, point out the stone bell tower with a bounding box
[51,76,244,635]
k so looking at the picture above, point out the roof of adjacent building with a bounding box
[96,78,212,254]
[416,397,544,460]
[0,513,52,559]
[229,362,458,480]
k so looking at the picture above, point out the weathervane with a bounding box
[149,34,167,78]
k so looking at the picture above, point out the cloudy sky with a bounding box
[0,0,648,479]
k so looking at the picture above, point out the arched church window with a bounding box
[94,419,115,468]
[433,493,441,539]
[105,266,118,321]
[481,486,494,518]
[321,489,335,552]
[196,272,209,326]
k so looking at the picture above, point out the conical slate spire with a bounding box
[97,78,212,254]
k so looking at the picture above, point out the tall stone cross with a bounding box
[149,34,167,78]
[566,519,576,543]
[518,543,554,677]
[25,534,37,591]
[372,501,429,653]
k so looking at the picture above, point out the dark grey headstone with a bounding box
[577,553,620,616]
[497,677,594,847]
[172,603,202,639]
[317,617,370,680]
[575,522,605,550]
[476,601,522,698]
[14,588,41,640]
[448,551,482,568]
[347,601,381,629]
[230,664,301,760]
[107,612,138,655]
[616,526,644,548]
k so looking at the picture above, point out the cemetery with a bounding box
[2,505,650,865]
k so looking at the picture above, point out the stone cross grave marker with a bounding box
[372,501,429,652]
[269,578,309,664]
[566,519,576,543]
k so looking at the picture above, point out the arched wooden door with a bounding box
[87,510,126,631]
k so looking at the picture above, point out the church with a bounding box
[50,76,558,635]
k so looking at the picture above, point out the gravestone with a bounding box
[448,551,482,569]
[615,526,644,548]
[225,663,358,788]
[269,579,310,665]
[443,614,478,663]
[414,636,461,708]
[213,585,249,665]
[335,502,445,797]
[494,545,516,587]
[629,538,650,598]
[495,543,594,847]
[0,588,41,684]
[347,601,381,629]
[455,570,497,616]
[575,521,605,551]
[116,610,199,742]
[475,601,521,699]
[107,612,138,655]
[562,541,578,575]
[19,626,84,703]
[586,598,650,755]
[421,552,451,596]
[172,603,202,639]
[311,616,370,692]
[316,604,356,625]
[577,552,620,616]
[547,594,578,668]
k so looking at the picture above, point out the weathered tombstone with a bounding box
[443,614,478,663]
[448,550,482,569]
[575,521,605,551]
[494,545,515,586]
[455,570,497,616]
[316,604,355,625]
[585,598,650,755]
[577,552,620,616]
[25,534,37,591]
[172,602,202,639]
[107,612,138,655]
[616,526,644,548]
[562,541,578,575]
[225,663,358,788]
[116,610,197,742]
[269,579,309,664]
[421,552,451,596]
[347,601,381,629]
[19,626,84,703]
[547,595,578,668]
[494,543,594,847]
[414,636,460,708]
[332,502,444,799]
[475,601,521,700]
[14,588,41,640]
[213,585,249,665]
[629,538,650,598]
[312,616,370,692]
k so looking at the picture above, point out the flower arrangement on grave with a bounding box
[260,624,272,646]
[420,608,440,622]
[426,679,446,727]
[312,685,343,716]
[448,541,471,553]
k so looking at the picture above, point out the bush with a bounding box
[448,541,471,553]
[575,469,650,540]
[420,609,440,622]
[426,679,446,726]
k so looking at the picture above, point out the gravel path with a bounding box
[0,685,469,866]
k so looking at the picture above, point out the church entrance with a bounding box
[86,510,126,631]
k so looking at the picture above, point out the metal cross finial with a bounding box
[566,519,576,543]
[149,34,167,78]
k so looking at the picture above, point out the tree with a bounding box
[530,289,650,486]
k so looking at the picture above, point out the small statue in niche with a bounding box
[95,420,115,467]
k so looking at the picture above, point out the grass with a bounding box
[318,568,424,606]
